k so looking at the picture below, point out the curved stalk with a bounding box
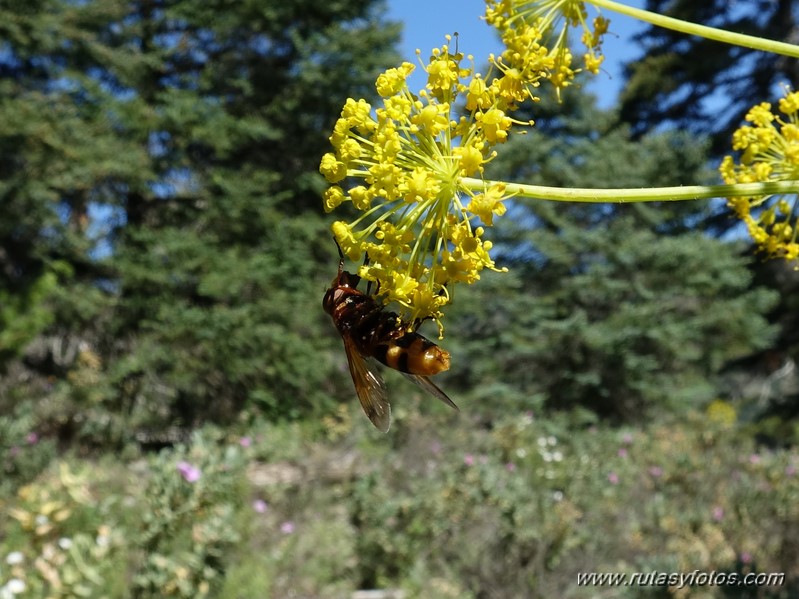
[460,178,799,203]
[589,0,799,59]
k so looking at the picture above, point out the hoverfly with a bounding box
[323,256,458,432]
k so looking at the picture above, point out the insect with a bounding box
[323,256,458,432]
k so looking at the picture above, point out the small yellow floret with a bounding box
[467,184,508,226]
[331,221,362,261]
[485,0,609,99]
[476,108,512,144]
[319,153,347,183]
[323,186,345,213]
[376,62,415,97]
[722,89,799,263]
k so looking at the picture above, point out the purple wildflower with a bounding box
[176,461,201,483]
[280,521,295,534]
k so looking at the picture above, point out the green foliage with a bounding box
[449,90,780,420]
[0,0,788,442]
[0,403,57,496]
[0,430,248,598]
[616,1,799,422]
[223,488,360,598]
[107,217,339,425]
[1,459,125,598]
[130,430,246,598]
[619,0,797,157]
[0,0,402,437]
[0,270,57,361]
[0,2,796,598]
[2,412,797,597]
[240,407,799,598]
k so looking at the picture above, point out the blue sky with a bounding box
[385,0,646,108]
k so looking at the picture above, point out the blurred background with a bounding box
[1,0,798,597]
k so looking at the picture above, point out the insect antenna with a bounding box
[362,253,377,295]
[332,237,346,276]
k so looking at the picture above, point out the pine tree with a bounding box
[618,0,799,157]
[444,89,778,421]
[0,0,401,440]
[614,0,799,429]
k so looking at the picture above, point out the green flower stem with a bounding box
[589,0,799,59]
[460,178,799,203]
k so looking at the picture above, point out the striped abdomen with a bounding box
[371,329,450,375]
[329,290,450,376]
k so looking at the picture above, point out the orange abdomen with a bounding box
[373,333,450,375]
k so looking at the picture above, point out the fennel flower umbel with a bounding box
[720,89,799,261]
[484,0,610,97]
[320,38,542,336]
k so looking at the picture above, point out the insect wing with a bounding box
[401,373,459,411]
[342,335,391,432]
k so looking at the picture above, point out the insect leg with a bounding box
[362,253,377,295]
[332,237,346,276]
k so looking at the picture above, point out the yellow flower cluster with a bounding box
[720,90,799,261]
[320,40,529,335]
[705,399,737,429]
[484,0,610,97]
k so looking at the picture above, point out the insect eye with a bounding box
[340,271,360,288]
[322,290,335,313]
